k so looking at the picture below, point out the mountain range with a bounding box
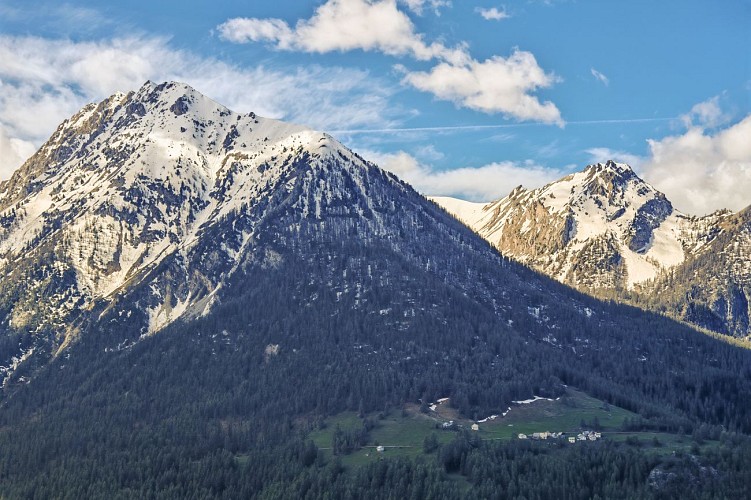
[432,161,751,338]
[0,82,750,497]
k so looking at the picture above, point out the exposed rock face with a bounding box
[170,96,190,115]
[0,80,605,391]
[647,208,751,337]
[0,80,326,384]
[433,161,686,295]
[648,455,719,492]
[432,164,751,338]
[627,196,673,253]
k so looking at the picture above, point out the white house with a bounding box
[471,423,479,431]
[518,433,528,439]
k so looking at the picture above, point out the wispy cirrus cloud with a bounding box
[217,0,564,125]
[0,2,113,35]
[590,68,609,86]
[0,34,406,179]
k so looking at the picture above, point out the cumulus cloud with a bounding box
[360,149,566,200]
[476,7,510,20]
[217,0,562,124]
[402,51,563,125]
[0,123,36,179]
[590,68,609,86]
[640,114,751,215]
[679,95,729,129]
[585,147,644,169]
[585,98,750,215]
[217,0,460,61]
[0,35,403,178]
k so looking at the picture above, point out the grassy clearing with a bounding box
[304,387,718,469]
[476,388,636,439]
[307,409,452,467]
[308,411,363,449]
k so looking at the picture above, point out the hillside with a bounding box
[0,83,750,497]
[432,162,751,338]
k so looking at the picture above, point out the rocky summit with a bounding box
[432,161,751,338]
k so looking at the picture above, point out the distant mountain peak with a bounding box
[587,159,634,174]
[433,161,684,290]
[433,158,751,337]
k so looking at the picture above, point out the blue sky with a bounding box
[0,0,749,214]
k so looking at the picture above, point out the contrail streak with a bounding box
[329,117,673,135]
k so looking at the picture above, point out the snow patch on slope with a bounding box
[432,162,699,290]
[0,81,355,341]
[429,196,487,226]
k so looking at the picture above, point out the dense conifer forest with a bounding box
[0,135,749,498]
[2,236,751,498]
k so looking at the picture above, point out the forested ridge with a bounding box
[1,146,751,497]
[2,235,751,497]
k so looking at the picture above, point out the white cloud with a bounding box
[585,147,644,169]
[217,0,460,61]
[217,1,563,124]
[402,50,563,125]
[590,68,609,86]
[399,0,451,15]
[476,7,510,20]
[360,149,566,200]
[640,114,751,215]
[679,95,729,129]
[0,35,405,179]
[413,144,444,161]
[216,18,294,46]
[0,123,36,179]
[0,3,111,35]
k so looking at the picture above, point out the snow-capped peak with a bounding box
[432,161,688,290]
[0,81,358,338]
[586,159,635,176]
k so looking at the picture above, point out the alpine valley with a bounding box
[1,82,750,499]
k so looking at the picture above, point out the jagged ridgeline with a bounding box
[433,162,751,338]
[0,82,751,497]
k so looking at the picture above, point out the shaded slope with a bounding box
[1,84,751,497]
